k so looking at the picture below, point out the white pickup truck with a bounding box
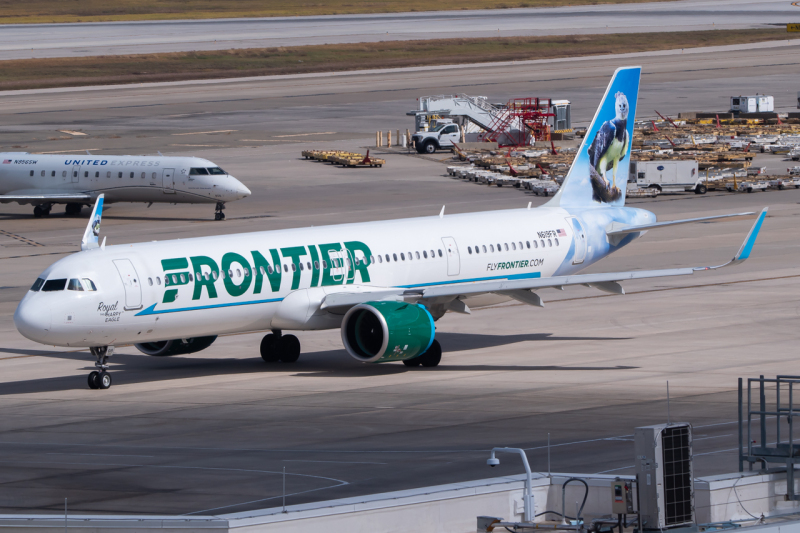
[412,121,462,154]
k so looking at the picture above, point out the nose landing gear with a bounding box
[214,202,226,221]
[88,346,114,390]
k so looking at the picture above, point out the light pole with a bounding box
[487,447,534,523]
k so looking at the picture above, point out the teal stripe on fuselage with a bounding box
[134,271,542,316]
[399,271,540,288]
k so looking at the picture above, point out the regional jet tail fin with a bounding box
[321,207,767,310]
[80,194,104,251]
[547,66,641,209]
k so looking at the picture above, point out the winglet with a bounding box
[694,207,768,270]
[731,207,768,265]
[80,195,104,251]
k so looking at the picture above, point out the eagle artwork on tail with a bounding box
[587,91,629,203]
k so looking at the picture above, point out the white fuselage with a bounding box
[0,153,250,205]
[14,204,654,348]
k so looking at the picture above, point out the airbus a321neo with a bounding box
[14,67,767,389]
[0,153,250,219]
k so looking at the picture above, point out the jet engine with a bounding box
[341,301,434,363]
[134,336,218,356]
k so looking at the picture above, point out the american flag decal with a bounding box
[2,160,11,164]
[557,228,567,237]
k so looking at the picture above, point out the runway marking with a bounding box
[46,452,155,458]
[36,148,99,154]
[168,144,225,147]
[0,229,43,247]
[273,132,337,138]
[594,465,634,474]
[57,130,86,136]
[282,459,387,465]
[171,129,237,136]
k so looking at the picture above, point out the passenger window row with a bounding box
[31,170,160,179]
[467,238,559,255]
[375,249,443,263]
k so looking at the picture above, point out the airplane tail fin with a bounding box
[546,66,641,208]
[80,194,104,251]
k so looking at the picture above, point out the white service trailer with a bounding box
[730,95,774,113]
[629,160,706,194]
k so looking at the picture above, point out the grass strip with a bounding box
[0,29,795,91]
[0,0,673,24]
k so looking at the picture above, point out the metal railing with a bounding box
[738,375,800,500]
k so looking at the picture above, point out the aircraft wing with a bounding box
[0,193,93,205]
[322,207,767,310]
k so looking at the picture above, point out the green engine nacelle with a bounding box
[341,301,435,363]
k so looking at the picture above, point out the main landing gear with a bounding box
[88,345,114,389]
[33,203,52,218]
[260,330,301,363]
[214,202,226,221]
[65,203,83,216]
[402,339,442,368]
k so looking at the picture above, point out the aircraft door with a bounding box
[441,236,460,276]
[327,250,346,283]
[568,217,587,264]
[113,259,143,310]
[71,165,80,184]
[162,168,176,194]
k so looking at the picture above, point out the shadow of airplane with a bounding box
[0,331,635,394]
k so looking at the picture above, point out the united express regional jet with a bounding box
[14,67,767,389]
[0,154,250,219]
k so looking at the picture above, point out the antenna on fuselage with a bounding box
[439,206,445,218]
[158,151,164,156]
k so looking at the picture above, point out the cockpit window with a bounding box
[82,279,98,291]
[207,167,226,175]
[42,278,67,292]
[30,278,45,292]
[189,167,209,175]
[67,279,84,291]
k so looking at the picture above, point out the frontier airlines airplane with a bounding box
[14,67,767,390]
[0,154,250,219]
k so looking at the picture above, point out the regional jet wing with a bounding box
[321,207,767,310]
[0,193,93,205]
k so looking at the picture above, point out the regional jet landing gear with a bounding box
[402,339,442,368]
[33,203,52,218]
[88,345,114,389]
[260,330,301,363]
[65,203,83,216]
[214,202,226,221]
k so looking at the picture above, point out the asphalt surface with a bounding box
[0,0,794,60]
[0,45,798,515]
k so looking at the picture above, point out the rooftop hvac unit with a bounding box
[635,423,694,530]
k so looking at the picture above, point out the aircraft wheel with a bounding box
[33,206,44,218]
[402,358,422,367]
[260,334,280,362]
[88,371,100,389]
[98,372,112,389]
[418,340,442,368]
[278,335,301,363]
